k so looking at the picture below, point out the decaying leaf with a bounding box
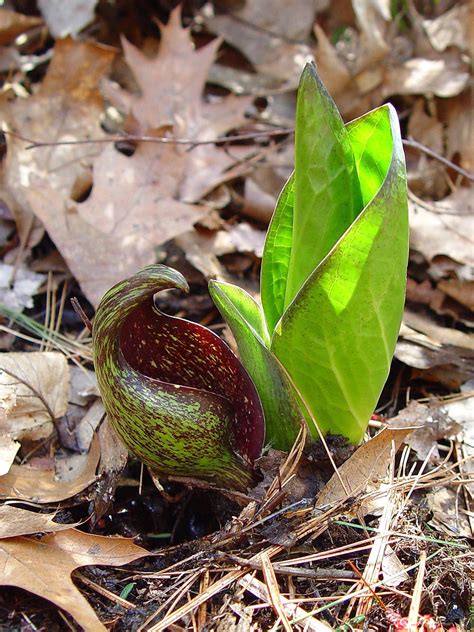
[38,0,98,38]
[409,187,474,267]
[0,9,42,45]
[204,0,318,92]
[26,8,254,306]
[0,352,69,451]
[0,433,100,503]
[27,145,206,307]
[0,38,115,245]
[401,401,462,461]
[0,528,150,631]
[0,505,78,538]
[0,263,45,312]
[0,436,19,477]
[316,422,419,510]
[423,3,473,55]
[427,486,472,538]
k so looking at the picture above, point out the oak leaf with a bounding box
[0,505,79,538]
[0,38,115,245]
[0,528,150,631]
[27,7,252,306]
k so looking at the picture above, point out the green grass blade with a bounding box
[283,64,362,309]
[272,104,408,443]
[209,280,302,450]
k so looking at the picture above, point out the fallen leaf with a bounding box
[427,486,472,538]
[27,152,206,307]
[381,545,409,587]
[407,99,443,155]
[0,528,150,631]
[0,263,45,312]
[438,278,474,312]
[38,0,98,38]
[0,505,78,538]
[0,433,100,503]
[0,38,115,245]
[423,3,473,55]
[402,401,462,461]
[316,422,419,509]
[210,222,266,258]
[204,0,319,91]
[395,334,474,390]
[103,7,252,203]
[409,187,474,267]
[69,365,99,407]
[27,8,255,306]
[438,91,474,172]
[383,56,469,98]
[90,418,129,522]
[0,9,42,45]
[0,352,69,447]
[404,309,474,350]
[0,436,20,476]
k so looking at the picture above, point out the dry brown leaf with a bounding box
[0,9,42,45]
[427,486,472,538]
[383,55,469,98]
[423,3,473,55]
[27,152,205,307]
[90,418,128,521]
[409,187,474,266]
[26,8,254,306]
[401,401,462,461]
[316,422,418,509]
[438,278,474,312]
[0,437,20,477]
[38,0,98,38]
[104,7,252,203]
[0,505,78,538]
[204,0,318,91]
[0,352,69,449]
[404,309,474,350]
[0,433,100,503]
[438,91,474,173]
[0,528,150,631]
[0,263,45,312]
[0,38,115,245]
[407,99,443,155]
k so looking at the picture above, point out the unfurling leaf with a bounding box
[93,265,264,491]
[211,64,409,447]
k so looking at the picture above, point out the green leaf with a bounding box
[271,104,408,443]
[260,174,294,336]
[283,64,363,309]
[209,280,303,450]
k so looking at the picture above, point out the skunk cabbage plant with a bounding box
[93,64,408,490]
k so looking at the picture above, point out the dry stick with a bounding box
[403,137,474,182]
[237,574,333,632]
[70,297,93,333]
[75,572,136,610]
[407,550,427,630]
[5,127,473,182]
[5,127,293,149]
[147,545,282,632]
[350,442,398,620]
[261,552,293,632]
